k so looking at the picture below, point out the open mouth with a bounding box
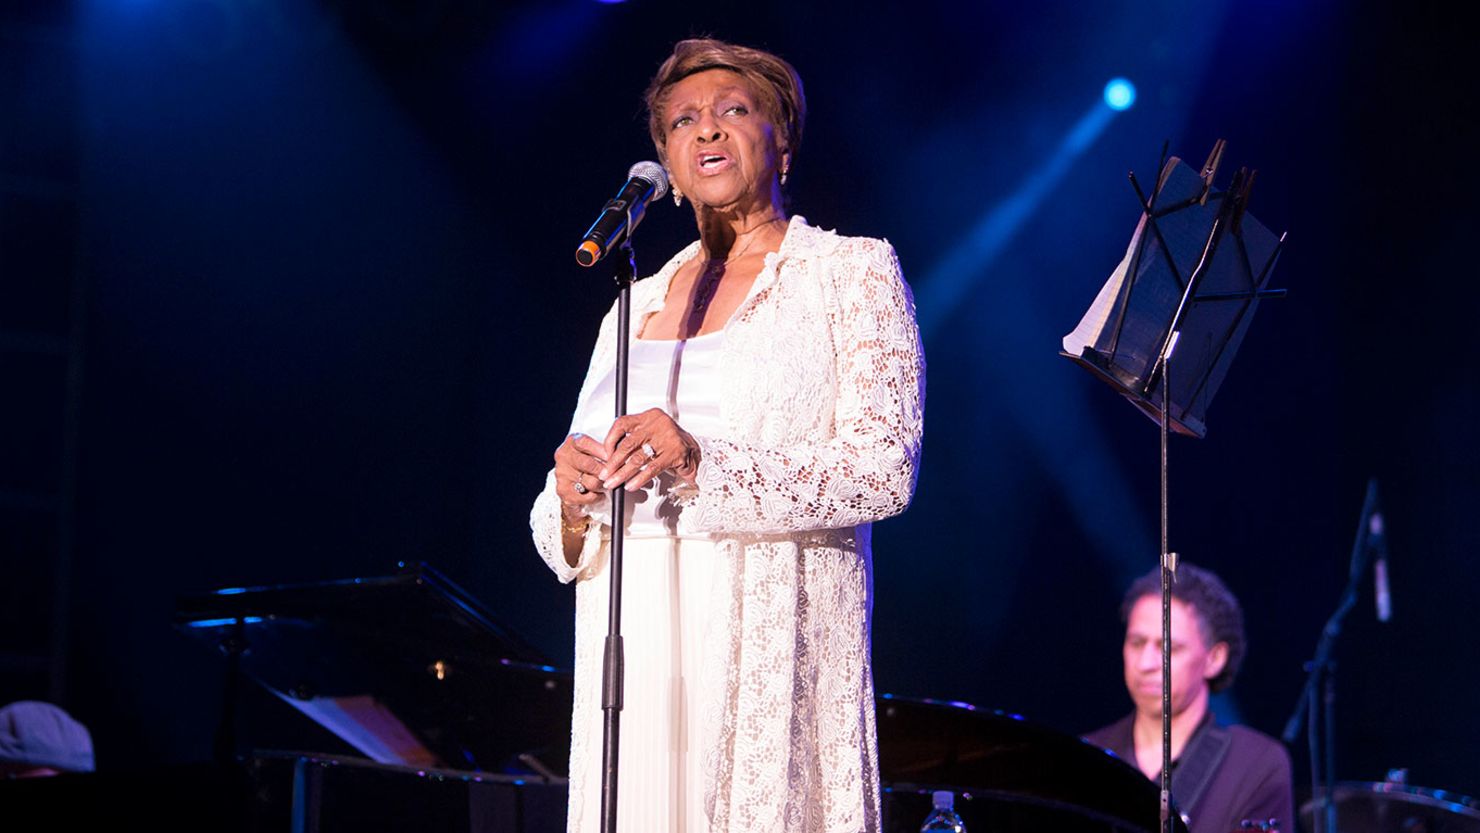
[699,153,730,171]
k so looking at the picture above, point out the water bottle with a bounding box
[919,790,966,833]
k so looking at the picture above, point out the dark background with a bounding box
[2,0,1476,813]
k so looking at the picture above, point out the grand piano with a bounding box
[1,563,1180,833]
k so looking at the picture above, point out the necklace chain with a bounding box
[708,216,785,265]
[692,218,784,314]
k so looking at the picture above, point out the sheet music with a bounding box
[1063,222,1144,357]
[1060,154,1283,437]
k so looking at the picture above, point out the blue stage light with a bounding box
[1103,78,1136,111]
[185,616,264,629]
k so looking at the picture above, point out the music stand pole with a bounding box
[1159,358,1176,833]
[1147,178,1239,833]
[599,239,636,833]
[1064,140,1289,833]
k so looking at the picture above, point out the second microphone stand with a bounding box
[1281,478,1384,833]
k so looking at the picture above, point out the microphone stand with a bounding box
[1280,478,1381,833]
[597,237,637,833]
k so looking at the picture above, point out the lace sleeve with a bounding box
[528,305,619,584]
[530,469,606,584]
[683,239,925,535]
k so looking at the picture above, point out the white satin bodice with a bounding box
[571,330,727,538]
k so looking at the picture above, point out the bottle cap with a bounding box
[932,790,954,809]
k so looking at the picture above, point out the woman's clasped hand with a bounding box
[553,408,701,507]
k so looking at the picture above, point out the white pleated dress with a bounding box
[567,330,727,833]
[532,219,925,833]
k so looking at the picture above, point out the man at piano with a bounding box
[1085,563,1294,833]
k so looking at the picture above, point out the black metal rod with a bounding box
[1144,204,1231,399]
[1132,173,1195,289]
[598,237,637,833]
[1282,478,1380,833]
[1147,171,1231,829]
[1115,143,1277,833]
[1194,288,1288,302]
[1182,235,1290,414]
[1110,172,1185,379]
[1139,149,1239,833]
[213,616,247,766]
[1160,354,1174,833]
[1307,665,1323,833]
[1323,669,1338,833]
[1107,172,1158,360]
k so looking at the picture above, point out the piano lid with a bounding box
[878,695,1187,833]
[175,562,571,775]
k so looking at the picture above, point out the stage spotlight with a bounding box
[1103,78,1136,111]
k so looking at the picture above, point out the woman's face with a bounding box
[661,69,786,215]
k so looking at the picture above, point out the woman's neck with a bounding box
[693,200,787,262]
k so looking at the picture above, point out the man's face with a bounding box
[1122,595,1228,719]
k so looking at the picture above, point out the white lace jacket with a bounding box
[529,216,925,833]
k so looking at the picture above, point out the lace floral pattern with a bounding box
[529,217,925,832]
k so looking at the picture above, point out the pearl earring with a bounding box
[672,187,684,207]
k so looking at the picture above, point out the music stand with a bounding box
[1062,141,1287,833]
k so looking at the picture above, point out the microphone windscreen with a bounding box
[628,160,669,200]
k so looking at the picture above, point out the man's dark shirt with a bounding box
[1085,713,1295,833]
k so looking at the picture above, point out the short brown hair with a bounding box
[644,38,806,168]
[1121,562,1247,693]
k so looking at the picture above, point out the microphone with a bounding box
[1371,510,1392,623]
[575,161,669,267]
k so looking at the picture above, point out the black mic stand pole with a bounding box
[598,237,637,833]
[1280,478,1381,833]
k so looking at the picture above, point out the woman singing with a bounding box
[529,38,925,833]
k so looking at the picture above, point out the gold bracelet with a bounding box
[560,510,591,536]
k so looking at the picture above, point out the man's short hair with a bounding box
[1121,563,1247,693]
